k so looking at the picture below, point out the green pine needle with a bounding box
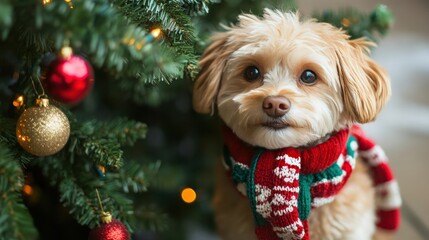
[0,144,37,240]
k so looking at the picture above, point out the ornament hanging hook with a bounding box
[95,189,105,213]
[31,77,47,99]
[96,189,113,224]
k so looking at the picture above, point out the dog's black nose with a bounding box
[262,96,291,117]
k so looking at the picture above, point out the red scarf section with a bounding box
[222,125,401,240]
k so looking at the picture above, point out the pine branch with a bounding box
[69,118,147,169]
[31,115,152,230]
[0,117,35,166]
[83,139,124,169]
[0,144,37,240]
[104,37,191,88]
[0,192,38,240]
[88,118,148,146]
[58,177,138,230]
[96,187,135,230]
[175,0,214,16]
[39,157,149,230]
[56,176,134,230]
[58,177,100,227]
[155,1,195,43]
[135,204,169,232]
[111,0,206,85]
[0,117,18,146]
[112,0,195,44]
[107,160,160,193]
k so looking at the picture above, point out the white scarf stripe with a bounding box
[311,196,336,207]
[359,145,388,166]
[310,169,347,187]
[375,180,402,209]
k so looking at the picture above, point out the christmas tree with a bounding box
[0,0,393,239]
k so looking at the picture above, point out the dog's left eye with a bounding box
[300,70,318,85]
[244,66,261,82]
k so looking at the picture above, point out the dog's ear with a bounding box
[193,32,234,114]
[193,13,261,114]
[336,38,391,123]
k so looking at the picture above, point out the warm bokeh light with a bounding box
[23,184,33,196]
[13,95,25,108]
[341,18,351,27]
[122,28,162,50]
[64,0,74,8]
[151,28,162,38]
[60,46,73,60]
[181,187,197,204]
[97,165,106,177]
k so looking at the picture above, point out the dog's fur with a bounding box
[193,10,393,240]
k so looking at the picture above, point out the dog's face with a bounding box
[193,10,390,149]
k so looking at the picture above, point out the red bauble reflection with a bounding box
[88,219,130,240]
[43,53,94,105]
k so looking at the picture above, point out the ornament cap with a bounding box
[100,211,113,224]
[35,97,49,107]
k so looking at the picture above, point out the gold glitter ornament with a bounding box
[16,97,70,156]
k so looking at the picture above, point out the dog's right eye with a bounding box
[244,66,261,82]
[299,70,318,85]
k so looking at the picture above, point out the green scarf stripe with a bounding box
[298,174,314,220]
[312,164,343,183]
[224,146,248,183]
[347,136,357,159]
[247,148,267,226]
[232,165,249,183]
[312,136,357,184]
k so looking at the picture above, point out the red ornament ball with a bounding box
[88,219,130,240]
[43,47,94,105]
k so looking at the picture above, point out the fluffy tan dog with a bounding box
[193,10,398,240]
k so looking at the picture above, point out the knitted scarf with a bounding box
[222,125,401,240]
